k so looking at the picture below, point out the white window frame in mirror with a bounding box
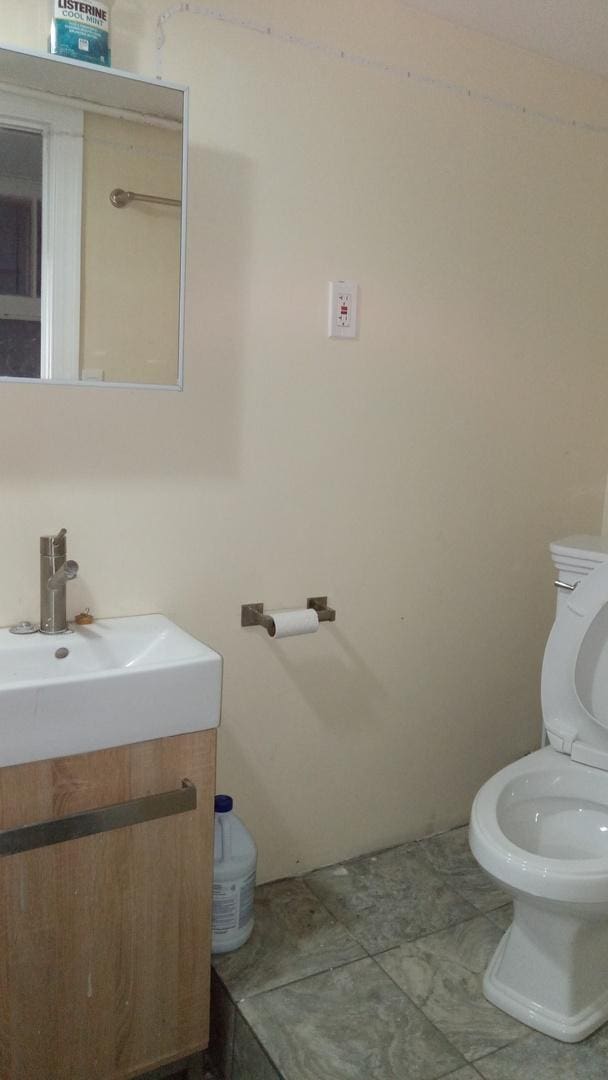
[0,88,83,381]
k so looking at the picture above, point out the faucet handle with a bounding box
[47,560,79,591]
[40,528,67,556]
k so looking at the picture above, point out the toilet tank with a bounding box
[550,535,608,614]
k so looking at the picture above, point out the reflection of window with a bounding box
[0,128,43,377]
[0,198,37,296]
[0,92,83,381]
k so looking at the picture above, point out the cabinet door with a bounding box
[0,729,216,1080]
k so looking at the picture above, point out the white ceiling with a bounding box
[400,1,608,79]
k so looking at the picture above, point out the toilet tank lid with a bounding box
[550,535,608,562]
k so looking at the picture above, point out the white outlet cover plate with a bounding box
[328,280,358,338]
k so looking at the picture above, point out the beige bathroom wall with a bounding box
[2,1,608,881]
[80,113,181,384]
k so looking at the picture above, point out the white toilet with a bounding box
[470,535,608,1043]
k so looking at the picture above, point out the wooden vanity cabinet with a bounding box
[0,729,216,1080]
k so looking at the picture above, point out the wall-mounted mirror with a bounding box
[0,44,187,389]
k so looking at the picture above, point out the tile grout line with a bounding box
[367,952,470,1074]
[368,921,533,1069]
[438,1066,484,1080]
[213,902,490,1008]
[296,876,373,955]
[467,1028,537,1065]
[219,926,486,1075]
[218,953,378,1004]
[212,875,371,1005]
[214,826,517,1079]
[229,957,475,1080]
[301,865,492,958]
[413,839,510,916]
[364,904,532,1071]
[364,908,487,960]
[213,853,510,1005]
[233,1008,285,1080]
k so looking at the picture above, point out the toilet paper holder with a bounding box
[241,597,336,635]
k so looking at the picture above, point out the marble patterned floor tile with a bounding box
[474,1025,608,1079]
[232,1012,281,1080]
[305,843,476,953]
[485,904,512,932]
[212,878,365,1000]
[240,957,465,1080]
[376,915,527,1061]
[418,828,509,913]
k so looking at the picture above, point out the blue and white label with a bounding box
[50,1,111,66]
[212,871,256,937]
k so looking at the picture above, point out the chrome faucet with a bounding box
[40,528,79,635]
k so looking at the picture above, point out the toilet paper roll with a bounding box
[269,608,319,639]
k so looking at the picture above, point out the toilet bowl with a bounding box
[470,542,608,1042]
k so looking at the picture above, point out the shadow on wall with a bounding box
[0,146,253,484]
[264,625,392,735]
[180,143,253,476]
[217,717,303,874]
[216,625,394,879]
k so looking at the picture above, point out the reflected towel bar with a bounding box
[110,188,182,209]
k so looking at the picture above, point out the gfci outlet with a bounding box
[328,280,358,338]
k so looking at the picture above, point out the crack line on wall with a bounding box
[155,2,608,135]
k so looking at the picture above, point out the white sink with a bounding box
[0,614,222,767]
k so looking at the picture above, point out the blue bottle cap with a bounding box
[214,794,233,813]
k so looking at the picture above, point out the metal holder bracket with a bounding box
[241,602,275,634]
[241,597,336,636]
[0,779,196,857]
[306,596,336,623]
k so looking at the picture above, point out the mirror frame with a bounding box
[0,42,189,392]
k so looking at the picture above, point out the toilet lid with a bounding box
[542,561,608,752]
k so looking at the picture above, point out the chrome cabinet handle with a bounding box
[0,779,196,857]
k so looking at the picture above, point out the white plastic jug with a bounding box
[212,794,257,954]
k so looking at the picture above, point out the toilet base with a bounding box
[483,900,608,1043]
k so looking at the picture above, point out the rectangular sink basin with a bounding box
[0,614,222,767]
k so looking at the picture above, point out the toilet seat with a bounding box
[542,561,608,771]
[470,747,608,903]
